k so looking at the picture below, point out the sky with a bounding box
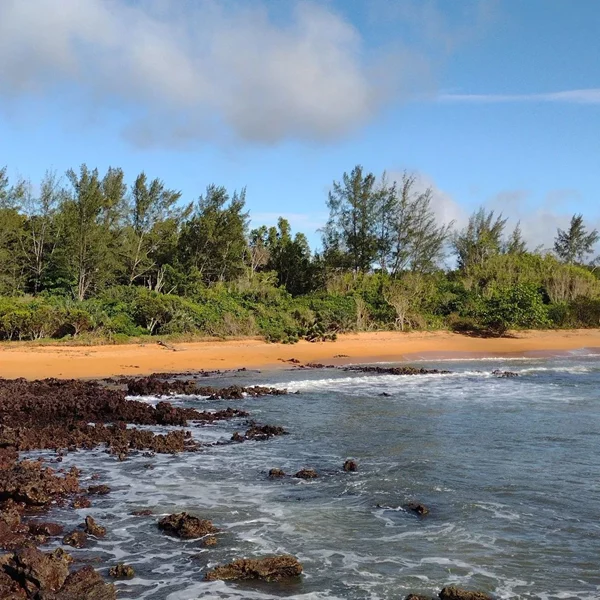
[1,0,599,251]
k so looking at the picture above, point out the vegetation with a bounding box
[1,163,599,343]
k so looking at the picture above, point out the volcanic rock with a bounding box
[405,502,430,516]
[56,565,116,599]
[268,468,286,478]
[294,468,318,479]
[72,496,92,509]
[108,563,135,579]
[84,516,106,538]
[491,370,519,378]
[62,530,87,548]
[27,522,64,537]
[439,587,493,600]
[204,555,303,582]
[343,459,358,472]
[5,547,71,595]
[158,512,219,539]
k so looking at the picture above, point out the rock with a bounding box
[62,530,87,548]
[379,392,392,397]
[7,547,71,595]
[72,496,92,509]
[405,502,430,516]
[158,512,219,539]
[491,370,519,378]
[27,522,64,537]
[204,555,303,582]
[344,365,452,376]
[0,521,30,552]
[405,595,433,600]
[88,485,111,496]
[84,516,106,538]
[203,536,218,547]
[0,570,27,599]
[231,432,244,443]
[232,423,288,442]
[294,468,318,479]
[131,509,153,516]
[439,587,493,600]
[343,459,358,472]
[108,563,135,579]
[56,565,116,599]
[268,468,286,478]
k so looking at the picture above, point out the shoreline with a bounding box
[1,329,599,379]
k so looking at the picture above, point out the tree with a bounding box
[60,165,126,300]
[554,214,599,265]
[453,208,507,270]
[323,165,378,273]
[504,222,527,255]
[179,185,249,284]
[19,171,64,294]
[121,172,183,286]
[381,173,451,274]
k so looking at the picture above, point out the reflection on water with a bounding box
[33,353,600,599]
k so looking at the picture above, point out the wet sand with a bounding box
[1,329,599,379]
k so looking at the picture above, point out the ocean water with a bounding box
[37,353,600,599]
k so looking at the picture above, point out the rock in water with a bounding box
[6,547,71,595]
[158,512,219,539]
[62,530,88,548]
[405,502,430,516]
[204,555,303,582]
[439,586,493,600]
[108,563,135,579]
[343,459,358,472]
[84,516,106,538]
[268,468,286,478]
[294,468,318,479]
[405,595,434,600]
[57,565,117,599]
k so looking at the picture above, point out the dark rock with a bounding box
[88,485,111,496]
[6,547,71,595]
[203,536,218,547]
[268,468,286,478]
[131,509,153,516]
[439,586,493,600]
[0,570,27,599]
[204,555,303,582]
[294,468,318,479]
[232,422,287,442]
[344,366,451,376]
[405,502,430,516]
[158,512,219,539]
[491,370,519,378]
[84,516,106,538]
[27,522,64,537]
[343,459,358,472]
[72,496,92,509]
[108,563,135,579]
[405,595,433,600]
[62,530,87,548]
[56,565,116,599]
[379,392,392,397]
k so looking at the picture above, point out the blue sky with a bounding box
[1,0,599,250]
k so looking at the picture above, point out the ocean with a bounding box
[36,353,600,599]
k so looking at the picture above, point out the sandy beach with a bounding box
[0,329,599,379]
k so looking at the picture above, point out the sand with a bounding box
[0,329,599,380]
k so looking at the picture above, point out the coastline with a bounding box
[1,329,599,379]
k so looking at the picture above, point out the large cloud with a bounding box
[0,0,409,146]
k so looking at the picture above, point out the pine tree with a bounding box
[554,214,599,264]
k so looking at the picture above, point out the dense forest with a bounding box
[0,164,599,343]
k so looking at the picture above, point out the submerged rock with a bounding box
[232,423,288,442]
[72,496,92,509]
[88,485,111,496]
[294,468,318,479]
[158,512,219,539]
[108,563,135,579]
[268,468,286,478]
[343,459,358,472]
[405,502,430,517]
[84,516,106,538]
[203,536,218,547]
[62,530,87,549]
[491,370,519,378]
[405,595,433,600]
[439,586,493,600]
[204,555,303,582]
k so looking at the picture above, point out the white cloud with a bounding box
[0,0,408,147]
[439,89,600,104]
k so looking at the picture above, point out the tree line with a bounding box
[0,163,599,342]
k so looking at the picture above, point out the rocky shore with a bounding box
[0,370,499,598]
